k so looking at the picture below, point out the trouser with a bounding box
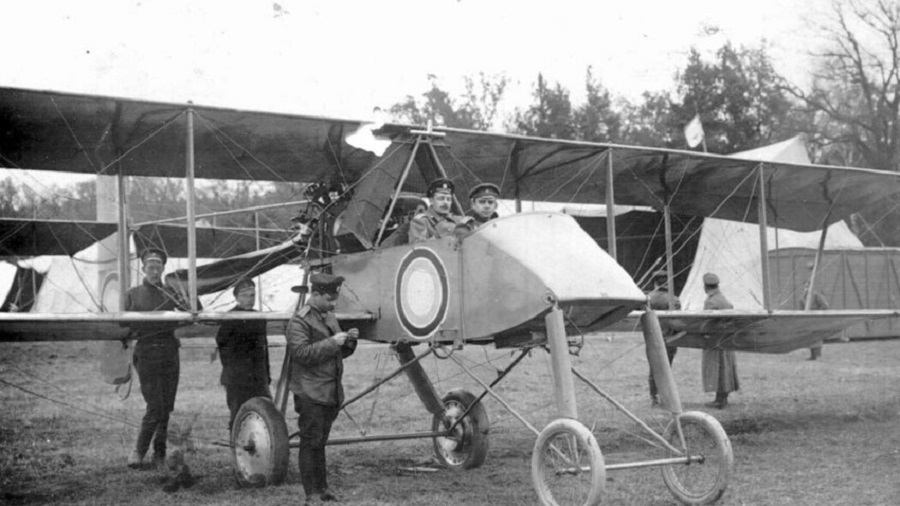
[648,346,678,398]
[294,395,339,496]
[225,383,271,430]
[133,340,180,458]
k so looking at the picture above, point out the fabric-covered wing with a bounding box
[0,87,386,182]
[132,223,290,258]
[0,219,118,256]
[651,309,900,353]
[430,128,900,232]
[0,310,375,342]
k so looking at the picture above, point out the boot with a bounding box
[705,392,728,409]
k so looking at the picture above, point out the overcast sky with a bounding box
[2,0,825,122]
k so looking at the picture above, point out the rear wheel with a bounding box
[661,411,733,504]
[431,389,490,470]
[231,397,289,487]
[531,418,605,506]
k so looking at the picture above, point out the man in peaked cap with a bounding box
[466,182,501,226]
[126,248,191,469]
[701,272,739,409]
[286,272,359,503]
[646,270,681,407]
[408,177,473,243]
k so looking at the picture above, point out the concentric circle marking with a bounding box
[395,248,449,339]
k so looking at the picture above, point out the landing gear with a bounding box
[231,397,289,487]
[661,411,733,505]
[532,418,606,506]
[432,388,490,470]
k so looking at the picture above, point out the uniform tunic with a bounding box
[216,306,271,429]
[701,288,740,393]
[409,208,470,243]
[465,208,498,226]
[286,304,358,496]
[126,278,188,458]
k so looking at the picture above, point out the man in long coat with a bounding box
[286,273,359,503]
[701,272,739,409]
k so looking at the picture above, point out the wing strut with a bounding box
[757,163,772,312]
[185,107,199,311]
[605,149,617,261]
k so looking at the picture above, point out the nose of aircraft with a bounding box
[460,212,647,338]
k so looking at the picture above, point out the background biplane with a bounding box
[2,86,899,505]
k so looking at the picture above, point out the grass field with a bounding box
[1,334,899,505]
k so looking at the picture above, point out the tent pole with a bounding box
[605,149,617,261]
[185,107,198,312]
[757,163,771,312]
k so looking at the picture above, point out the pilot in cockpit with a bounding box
[408,178,472,243]
[465,182,500,226]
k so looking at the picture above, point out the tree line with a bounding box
[388,1,900,246]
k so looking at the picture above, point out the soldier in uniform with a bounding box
[409,178,472,243]
[126,248,191,468]
[216,278,271,431]
[800,263,830,360]
[286,273,359,504]
[465,182,500,226]
[646,270,681,406]
[700,272,739,409]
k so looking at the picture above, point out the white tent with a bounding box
[680,136,863,310]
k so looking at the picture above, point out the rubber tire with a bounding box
[661,411,733,505]
[431,388,490,470]
[531,418,605,506]
[231,396,289,488]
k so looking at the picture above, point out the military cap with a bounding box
[427,178,455,197]
[652,270,668,281]
[232,278,255,296]
[309,272,345,295]
[702,272,719,286]
[468,182,501,200]
[140,248,167,265]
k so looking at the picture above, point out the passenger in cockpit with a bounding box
[465,182,500,226]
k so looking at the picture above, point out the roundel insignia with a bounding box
[395,248,449,340]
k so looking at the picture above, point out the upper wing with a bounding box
[429,128,900,232]
[0,86,387,182]
[641,309,900,353]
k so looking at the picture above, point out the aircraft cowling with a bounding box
[459,212,647,339]
[329,212,647,344]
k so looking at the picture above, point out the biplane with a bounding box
[2,86,899,506]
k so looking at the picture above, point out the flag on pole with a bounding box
[684,114,705,149]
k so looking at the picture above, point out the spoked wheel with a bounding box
[531,418,605,506]
[431,389,490,470]
[231,397,289,487]
[660,411,733,505]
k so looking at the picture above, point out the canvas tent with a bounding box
[679,136,864,310]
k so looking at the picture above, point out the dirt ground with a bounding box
[1,335,898,505]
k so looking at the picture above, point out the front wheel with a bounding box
[231,397,289,487]
[431,389,490,470]
[531,418,605,506]
[661,411,733,505]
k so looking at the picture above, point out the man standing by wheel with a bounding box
[216,278,271,431]
[286,273,359,503]
[126,248,191,469]
[701,273,739,409]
